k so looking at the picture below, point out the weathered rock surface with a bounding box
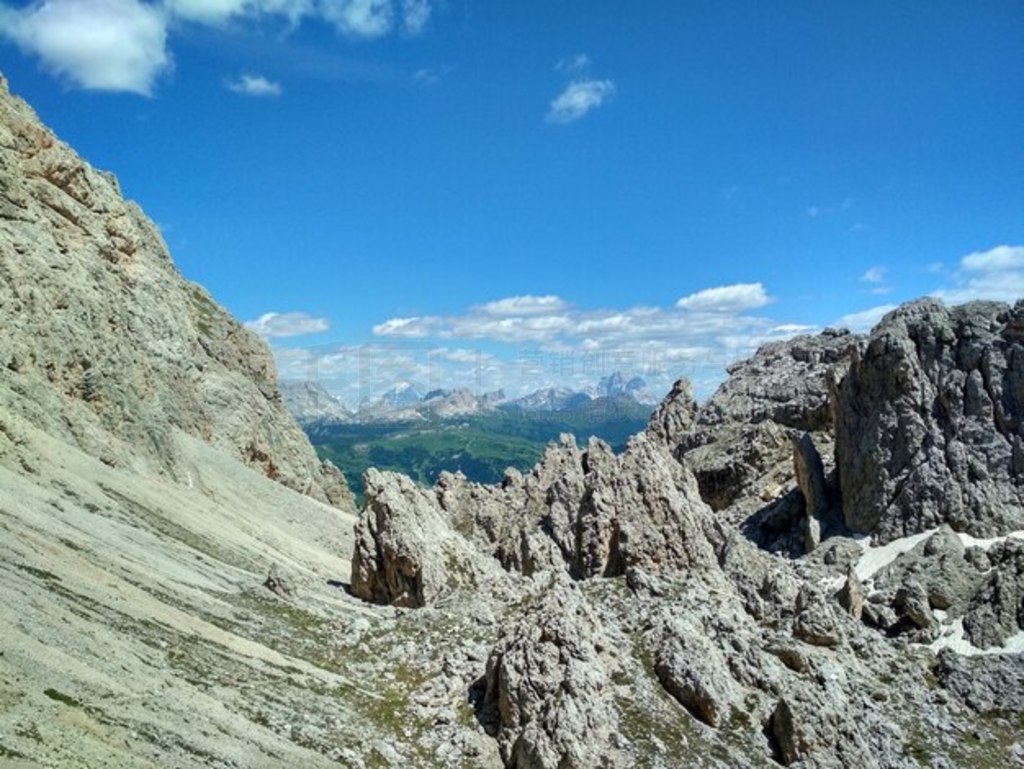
[0,75,351,510]
[835,299,1024,541]
[936,649,1024,713]
[962,537,1024,648]
[432,433,719,582]
[662,328,862,523]
[653,616,741,728]
[351,468,485,607]
[480,581,629,769]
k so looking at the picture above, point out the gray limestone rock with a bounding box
[835,298,1024,541]
[837,566,865,620]
[793,585,842,647]
[653,616,741,728]
[793,432,830,552]
[936,649,1024,714]
[0,75,351,510]
[962,538,1024,648]
[481,581,629,769]
[351,469,483,607]
[436,433,719,581]
[671,328,861,523]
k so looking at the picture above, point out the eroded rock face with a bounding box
[481,581,629,769]
[664,328,862,519]
[0,75,351,509]
[697,328,861,433]
[653,616,741,728]
[835,299,1024,541]
[435,433,719,582]
[351,469,481,607]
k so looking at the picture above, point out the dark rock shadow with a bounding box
[468,674,499,737]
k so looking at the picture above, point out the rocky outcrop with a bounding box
[962,537,1024,648]
[697,327,861,433]
[653,616,741,728]
[432,433,719,582]
[936,649,1024,714]
[0,75,351,509]
[351,469,483,606]
[480,581,629,769]
[835,299,1024,541]
[663,328,862,518]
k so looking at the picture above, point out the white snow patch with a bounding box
[852,528,1024,584]
[955,529,1024,550]
[928,618,1024,656]
[853,528,938,582]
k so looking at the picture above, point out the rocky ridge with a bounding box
[351,300,1024,767]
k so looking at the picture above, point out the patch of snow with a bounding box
[852,527,1024,583]
[854,528,938,582]
[928,618,1024,656]
[955,529,1024,550]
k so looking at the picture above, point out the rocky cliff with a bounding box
[0,74,352,508]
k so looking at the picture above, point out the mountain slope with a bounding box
[0,73,350,508]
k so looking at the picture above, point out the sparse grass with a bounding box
[43,687,81,707]
[15,563,61,581]
[0,742,27,759]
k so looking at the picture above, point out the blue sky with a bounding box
[2,1,1022,405]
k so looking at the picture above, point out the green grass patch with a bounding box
[43,688,81,707]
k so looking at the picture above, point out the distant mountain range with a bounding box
[281,373,660,427]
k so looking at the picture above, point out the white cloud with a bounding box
[400,0,430,35]
[226,73,282,96]
[321,0,393,37]
[933,245,1024,305]
[547,79,615,124]
[164,0,250,24]
[245,311,330,338]
[0,0,170,95]
[860,266,885,284]
[960,244,1024,273]
[1,0,437,94]
[477,295,568,317]
[372,316,432,337]
[278,282,822,404]
[835,304,896,333]
[675,282,773,313]
[555,53,590,73]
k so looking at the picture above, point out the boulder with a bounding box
[350,469,481,607]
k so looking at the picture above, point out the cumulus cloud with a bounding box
[245,311,330,338]
[321,0,393,38]
[675,282,773,313]
[359,284,811,398]
[835,304,896,333]
[400,0,430,34]
[477,295,569,317]
[0,0,170,95]
[933,245,1024,305]
[547,79,615,124]
[226,73,282,96]
[1,0,434,93]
